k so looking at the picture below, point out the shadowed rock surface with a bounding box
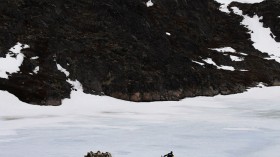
[0,0,280,105]
[230,0,280,42]
[84,151,112,157]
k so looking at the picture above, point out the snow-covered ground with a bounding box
[1,1,280,157]
[1,85,280,157]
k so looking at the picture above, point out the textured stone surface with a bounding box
[230,0,280,42]
[84,151,112,157]
[0,0,280,105]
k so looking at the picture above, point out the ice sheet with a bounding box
[1,85,280,157]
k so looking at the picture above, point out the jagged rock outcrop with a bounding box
[0,0,280,105]
[84,151,112,157]
[230,0,280,42]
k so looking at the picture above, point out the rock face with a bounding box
[84,151,112,157]
[230,0,280,42]
[0,0,280,105]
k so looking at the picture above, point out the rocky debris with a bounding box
[162,151,174,157]
[84,150,174,157]
[0,0,280,105]
[84,151,112,157]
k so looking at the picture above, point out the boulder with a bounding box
[84,151,112,157]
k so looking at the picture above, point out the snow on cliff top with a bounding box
[215,0,264,13]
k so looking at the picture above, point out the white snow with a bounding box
[231,7,280,63]
[55,63,83,92]
[223,127,260,131]
[33,66,39,74]
[203,58,235,71]
[219,65,235,71]
[203,58,217,66]
[210,47,248,58]
[214,0,264,13]
[57,64,70,77]
[56,63,82,91]
[230,55,244,61]
[146,0,153,7]
[67,79,83,91]
[1,1,280,156]
[240,52,248,56]
[210,47,236,53]
[210,47,245,61]
[0,43,29,79]
[1,85,280,157]
[212,3,280,63]
[30,56,39,60]
[56,62,84,91]
[239,69,249,71]
[192,60,205,66]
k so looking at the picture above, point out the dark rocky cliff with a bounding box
[0,0,280,105]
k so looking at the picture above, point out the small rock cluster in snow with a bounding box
[84,151,112,157]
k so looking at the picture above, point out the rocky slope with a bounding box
[0,0,280,105]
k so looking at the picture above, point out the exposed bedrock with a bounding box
[0,0,280,105]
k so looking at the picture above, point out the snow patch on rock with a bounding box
[30,56,39,60]
[203,58,217,66]
[146,0,153,7]
[214,0,264,13]
[210,47,248,57]
[192,60,205,66]
[33,66,39,74]
[230,55,244,62]
[203,58,235,71]
[56,63,83,91]
[210,47,236,53]
[57,64,70,77]
[0,42,29,79]
[67,79,83,91]
[232,7,280,63]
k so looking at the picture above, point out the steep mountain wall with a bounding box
[0,0,280,105]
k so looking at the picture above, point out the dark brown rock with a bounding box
[0,0,280,105]
[84,151,112,157]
